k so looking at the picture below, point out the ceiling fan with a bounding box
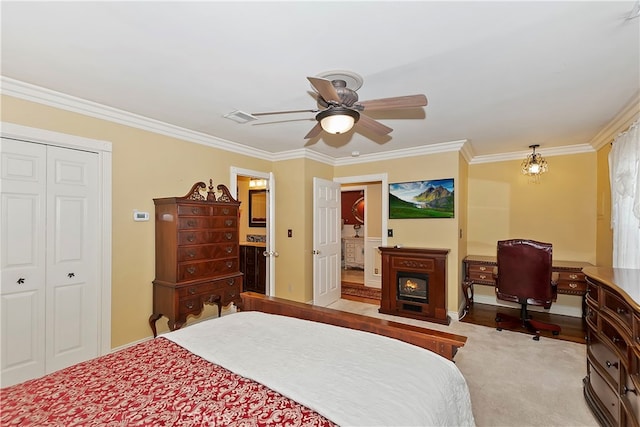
[251,72,428,139]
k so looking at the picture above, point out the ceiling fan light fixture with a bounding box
[317,107,360,135]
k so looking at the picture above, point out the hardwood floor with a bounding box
[461,302,586,344]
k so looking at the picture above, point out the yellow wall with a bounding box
[365,183,382,238]
[467,153,597,261]
[596,144,613,267]
[271,158,333,303]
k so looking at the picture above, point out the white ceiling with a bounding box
[2,1,639,161]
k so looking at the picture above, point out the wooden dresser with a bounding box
[240,243,266,294]
[583,267,640,427]
[149,180,242,337]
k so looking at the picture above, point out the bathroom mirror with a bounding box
[249,189,267,227]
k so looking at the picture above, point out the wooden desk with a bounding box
[462,255,593,313]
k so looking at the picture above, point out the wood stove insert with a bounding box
[379,246,450,325]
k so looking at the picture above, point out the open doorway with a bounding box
[230,167,275,296]
[336,173,388,301]
[340,186,367,287]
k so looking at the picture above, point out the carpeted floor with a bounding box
[328,298,598,427]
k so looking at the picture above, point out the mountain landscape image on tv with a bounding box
[389,178,454,219]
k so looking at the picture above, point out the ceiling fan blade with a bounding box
[307,77,340,103]
[358,94,428,111]
[356,114,393,136]
[304,122,324,139]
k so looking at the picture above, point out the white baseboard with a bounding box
[471,294,582,318]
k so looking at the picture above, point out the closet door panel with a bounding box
[1,292,41,375]
[0,139,46,386]
[46,146,99,373]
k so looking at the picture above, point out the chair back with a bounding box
[496,239,553,307]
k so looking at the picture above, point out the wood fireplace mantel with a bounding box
[379,246,450,325]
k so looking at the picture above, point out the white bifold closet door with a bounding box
[1,138,99,387]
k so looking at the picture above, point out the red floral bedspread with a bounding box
[0,338,335,426]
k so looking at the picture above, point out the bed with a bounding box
[1,292,475,426]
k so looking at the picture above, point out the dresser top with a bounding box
[464,255,592,269]
[583,266,640,307]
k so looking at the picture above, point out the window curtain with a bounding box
[609,119,640,268]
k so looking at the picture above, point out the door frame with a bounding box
[1,122,112,355]
[230,167,275,296]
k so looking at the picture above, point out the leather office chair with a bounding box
[494,239,561,341]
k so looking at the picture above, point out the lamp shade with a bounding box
[317,107,360,134]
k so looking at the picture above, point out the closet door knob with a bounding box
[17,278,25,284]
[68,273,75,278]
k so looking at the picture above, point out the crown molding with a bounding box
[469,143,595,164]
[271,148,335,165]
[1,76,604,167]
[0,76,275,161]
[589,90,640,150]
[333,140,469,166]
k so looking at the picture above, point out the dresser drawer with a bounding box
[557,279,587,294]
[623,388,640,427]
[179,297,205,316]
[586,278,600,305]
[589,329,622,388]
[467,264,495,283]
[558,271,585,282]
[601,316,630,360]
[177,204,213,216]
[178,259,239,281]
[212,206,238,216]
[178,230,237,245]
[586,303,599,330]
[178,276,241,298]
[604,288,634,332]
[177,244,237,262]
[589,361,621,425]
[624,358,640,427]
[178,217,237,230]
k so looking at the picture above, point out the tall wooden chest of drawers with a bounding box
[149,180,242,337]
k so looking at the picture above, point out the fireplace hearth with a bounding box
[379,247,449,325]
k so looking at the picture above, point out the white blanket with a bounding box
[165,311,475,427]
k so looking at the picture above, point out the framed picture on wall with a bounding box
[389,178,454,219]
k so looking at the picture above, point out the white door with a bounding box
[313,177,341,306]
[0,139,99,386]
[0,139,47,386]
[46,145,99,372]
